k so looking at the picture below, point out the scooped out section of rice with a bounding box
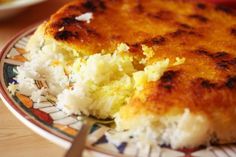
[57,52,171,119]
[57,52,135,119]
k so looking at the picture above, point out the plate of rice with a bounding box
[1,0,236,156]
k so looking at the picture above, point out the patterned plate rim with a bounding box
[0,23,123,157]
[0,23,72,147]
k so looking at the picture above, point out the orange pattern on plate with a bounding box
[54,124,78,136]
[16,92,33,108]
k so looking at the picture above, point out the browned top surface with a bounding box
[45,0,236,116]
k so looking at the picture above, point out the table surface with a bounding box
[0,1,71,157]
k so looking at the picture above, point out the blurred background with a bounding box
[0,0,71,47]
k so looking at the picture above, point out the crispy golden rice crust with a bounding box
[44,0,236,126]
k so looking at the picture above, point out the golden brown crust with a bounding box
[44,0,236,117]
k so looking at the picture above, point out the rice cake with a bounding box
[25,0,236,148]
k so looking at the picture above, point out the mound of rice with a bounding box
[10,25,203,149]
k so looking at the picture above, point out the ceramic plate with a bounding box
[1,25,236,157]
